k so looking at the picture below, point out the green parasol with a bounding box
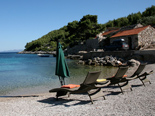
[55,41,70,86]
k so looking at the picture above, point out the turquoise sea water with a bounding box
[0,52,117,96]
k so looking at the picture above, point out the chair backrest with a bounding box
[82,71,101,85]
[132,63,146,76]
[114,66,128,79]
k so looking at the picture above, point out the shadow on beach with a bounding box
[37,86,129,107]
[37,96,92,107]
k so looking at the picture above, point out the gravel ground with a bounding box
[0,64,155,116]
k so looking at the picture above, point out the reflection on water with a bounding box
[65,60,118,84]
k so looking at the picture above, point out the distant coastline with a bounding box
[18,51,56,55]
[0,49,24,53]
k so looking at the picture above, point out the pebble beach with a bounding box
[0,63,155,116]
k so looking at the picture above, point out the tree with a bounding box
[79,14,97,23]
[127,12,141,25]
[106,20,114,27]
[77,15,99,41]
[138,16,155,25]
[127,13,134,25]
[142,5,155,17]
[24,5,155,52]
[67,21,78,35]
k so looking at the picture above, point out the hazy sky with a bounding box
[0,0,154,51]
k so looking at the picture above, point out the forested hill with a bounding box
[25,5,155,51]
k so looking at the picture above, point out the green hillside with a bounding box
[25,5,155,51]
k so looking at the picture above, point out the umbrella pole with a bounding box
[62,77,65,85]
[59,76,63,86]
[59,76,65,86]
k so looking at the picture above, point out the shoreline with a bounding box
[18,51,56,55]
[0,63,154,97]
[0,63,154,115]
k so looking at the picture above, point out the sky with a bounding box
[0,0,155,51]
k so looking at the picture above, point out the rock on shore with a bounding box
[78,55,126,66]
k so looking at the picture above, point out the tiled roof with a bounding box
[111,25,150,38]
[102,29,119,36]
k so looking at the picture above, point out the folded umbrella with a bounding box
[55,41,70,85]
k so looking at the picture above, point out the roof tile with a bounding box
[111,25,149,38]
[102,29,119,36]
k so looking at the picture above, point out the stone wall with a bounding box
[66,44,87,55]
[66,38,104,54]
[85,38,99,51]
[134,50,155,62]
[138,26,155,49]
[78,50,155,63]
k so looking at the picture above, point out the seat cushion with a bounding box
[111,75,127,78]
[61,84,80,89]
[96,79,107,82]
[123,75,127,78]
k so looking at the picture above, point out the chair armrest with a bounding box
[95,80,111,87]
[126,75,138,80]
[138,70,153,77]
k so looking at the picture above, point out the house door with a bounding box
[128,37,132,49]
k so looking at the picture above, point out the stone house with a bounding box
[76,24,155,51]
[110,25,155,49]
[66,24,155,54]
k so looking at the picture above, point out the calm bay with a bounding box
[0,52,117,96]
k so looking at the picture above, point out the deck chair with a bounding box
[49,71,110,104]
[106,66,132,93]
[126,63,153,86]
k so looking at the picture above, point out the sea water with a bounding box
[0,52,117,96]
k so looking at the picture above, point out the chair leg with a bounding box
[118,81,132,93]
[87,92,94,104]
[139,76,147,86]
[140,79,146,86]
[67,92,70,97]
[130,87,133,91]
[128,81,133,91]
[118,83,124,94]
[139,74,152,86]
[103,96,106,100]
[87,88,105,104]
